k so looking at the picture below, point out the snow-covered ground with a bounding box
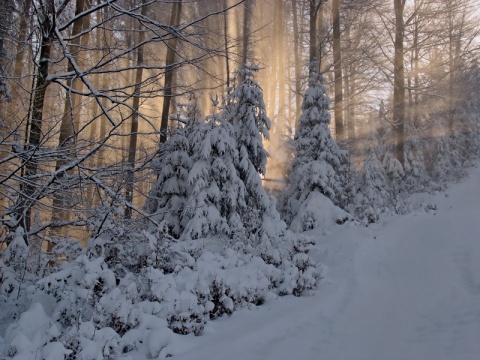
[163,164,480,360]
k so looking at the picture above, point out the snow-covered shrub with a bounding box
[382,150,407,214]
[51,238,84,264]
[289,192,352,233]
[403,123,429,193]
[432,136,467,184]
[166,290,208,335]
[3,303,68,360]
[93,288,137,336]
[0,228,30,304]
[276,235,320,297]
[0,228,41,330]
[1,228,29,274]
[282,65,354,230]
[0,228,323,360]
[258,231,320,297]
[355,149,392,224]
[38,255,116,329]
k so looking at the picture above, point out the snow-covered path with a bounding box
[170,166,480,360]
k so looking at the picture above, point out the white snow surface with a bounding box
[166,164,480,360]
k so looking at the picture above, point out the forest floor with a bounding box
[164,164,480,360]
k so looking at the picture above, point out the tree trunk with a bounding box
[241,0,252,68]
[7,0,32,113]
[1,0,32,214]
[309,0,318,71]
[223,0,231,90]
[393,0,405,166]
[15,1,54,237]
[332,0,344,143]
[125,0,148,219]
[413,1,419,128]
[317,1,325,73]
[267,0,279,122]
[277,0,286,122]
[292,0,302,129]
[160,0,182,144]
[51,0,91,240]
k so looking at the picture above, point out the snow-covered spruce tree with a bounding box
[431,135,466,184]
[380,149,408,214]
[403,122,429,193]
[229,66,286,242]
[355,148,391,224]
[282,65,353,231]
[229,66,270,175]
[144,120,195,238]
[181,109,247,240]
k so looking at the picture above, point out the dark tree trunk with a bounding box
[393,0,406,166]
[292,0,302,129]
[125,0,148,219]
[51,0,91,239]
[15,1,54,236]
[160,0,182,144]
[332,0,344,143]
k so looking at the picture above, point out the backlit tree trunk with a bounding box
[51,0,91,241]
[160,0,182,144]
[125,0,148,219]
[332,0,344,143]
[393,0,406,166]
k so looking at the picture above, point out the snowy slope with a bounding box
[166,165,480,360]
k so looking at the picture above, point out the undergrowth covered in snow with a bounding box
[0,227,320,359]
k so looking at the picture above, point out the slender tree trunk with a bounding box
[50,0,91,241]
[292,0,302,129]
[160,0,182,144]
[332,0,344,143]
[393,0,406,166]
[344,23,351,142]
[277,0,286,122]
[345,23,357,143]
[1,0,32,214]
[348,70,356,142]
[95,1,110,170]
[125,0,148,219]
[413,2,419,128]
[15,2,54,237]
[7,0,32,114]
[223,0,231,90]
[317,1,324,73]
[309,0,318,71]
[267,0,279,121]
[241,0,251,67]
[447,0,461,136]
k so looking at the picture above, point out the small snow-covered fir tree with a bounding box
[355,148,391,223]
[282,65,353,229]
[382,150,407,214]
[431,135,466,183]
[230,66,270,175]
[145,123,195,238]
[403,122,429,193]
[182,110,247,240]
[229,66,286,242]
